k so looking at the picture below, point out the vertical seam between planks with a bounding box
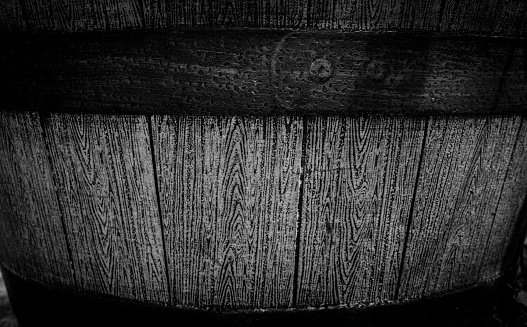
[37,112,78,291]
[477,116,524,277]
[137,0,147,29]
[394,117,429,300]
[292,116,308,307]
[491,41,517,111]
[146,115,172,305]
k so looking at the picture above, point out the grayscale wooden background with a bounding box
[0,0,526,310]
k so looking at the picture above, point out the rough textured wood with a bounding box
[18,0,145,31]
[44,114,169,304]
[479,118,527,279]
[0,0,26,31]
[440,0,501,35]
[296,116,425,306]
[18,0,53,31]
[153,116,302,308]
[2,0,526,35]
[441,0,527,36]
[0,30,281,115]
[398,116,522,300]
[0,31,520,116]
[398,0,442,31]
[494,1,527,37]
[274,33,512,115]
[349,0,403,30]
[0,112,74,288]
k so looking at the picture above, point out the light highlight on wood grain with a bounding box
[152,116,303,308]
[45,114,169,304]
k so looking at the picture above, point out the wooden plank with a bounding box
[44,114,168,304]
[0,0,26,32]
[0,30,281,115]
[18,0,53,31]
[17,0,145,31]
[94,0,145,30]
[499,41,527,112]
[162,0,307,28]
[479,118,527,279]
[440,0,501,35]
[398,116,521,300]
[494,1,527,36]
[296,116,425,306]
[351,0,403,30]
[1,0,527,35]
[153,116,302,308]
[46,0,101,31]
[144,0,165,29]
[0,112,74,288]
[420,39,508,113]
[274,33,511,115]
[398,0,442,31]
[439,0,527,36]
[0,31,519,116]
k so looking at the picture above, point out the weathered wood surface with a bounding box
[0,31,522,116]
[44,114,169,304]
[478,119,527,280]
[17,0,145,31]
[0,30,281,115]
[1,0,526,36]
[152,116,302,308]
[398,116,523,299]
[0,112,74,288]
[398,0,442,32]
[274,33,516,115]
[494,1,527,37]
[0,112,526,308]
[296,117,425,306]
[0,0,25,32]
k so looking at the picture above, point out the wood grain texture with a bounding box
[296,116,425,306]
[2,0,526,35]
[0,112,74,288]
[347,0,403,30]
[398,116,522,300]
[398,0,442,31]
[0,0,26,31]
[135,0,404,30]
[153,116,302,308]
[18,0,53,31]
[479,118,527,279]
[17,0,145,31]
[44,114,169,304]
[494,1,527,37]
[440,0,501,35]
[0,31,520,116]
[441,0,527,36]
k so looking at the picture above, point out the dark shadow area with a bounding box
[0,265,520,327]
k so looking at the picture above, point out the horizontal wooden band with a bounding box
[0,30,525,116]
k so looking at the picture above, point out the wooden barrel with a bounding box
[0,1,526,326]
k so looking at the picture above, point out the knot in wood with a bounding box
[309,59,333,83]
